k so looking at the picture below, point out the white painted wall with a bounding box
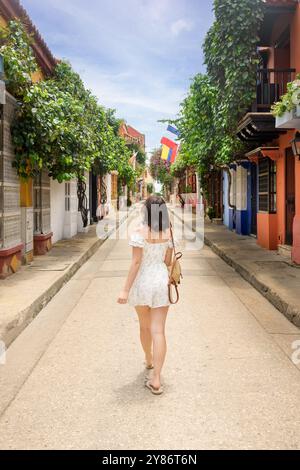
[51,172,90,244]
[50,179,65,244]
[236,165,247,211]
[64,180,78,239]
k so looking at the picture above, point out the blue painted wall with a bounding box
[235,162,251,236]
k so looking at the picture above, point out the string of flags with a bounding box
[160,125,180,163]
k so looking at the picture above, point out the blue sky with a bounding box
[22,0,214,156]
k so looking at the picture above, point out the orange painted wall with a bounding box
[291,3,300,72]
[267,13,293,70]
[276,150,285,245]
[257,213,278,250]
[276,131,295,246]
[260,4,300,259]
[293,158,300,264]
[291,3,300,263]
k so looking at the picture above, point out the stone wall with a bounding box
[0,92,21,250]
[0,92,23,277]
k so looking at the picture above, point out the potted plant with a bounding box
[272,76,300,129]
[206,206,216,222]
[147,183,154,195]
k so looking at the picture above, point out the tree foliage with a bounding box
[173,0,265,176]
[169,152,189,179]
[127,141,147,167]
[0,20,37,98]
[2,20,134,185]
[149,148,172,188]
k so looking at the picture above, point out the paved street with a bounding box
[1,212,300,450]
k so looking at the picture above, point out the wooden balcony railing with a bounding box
[252,68,296,112]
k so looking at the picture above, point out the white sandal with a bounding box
[145,380,164,395]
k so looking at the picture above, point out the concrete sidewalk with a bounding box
[171,206,300,328]
[0,207,135,347]
[1,207,300,449]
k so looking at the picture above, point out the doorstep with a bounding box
[0,207,135,347]
[169,205,300,328]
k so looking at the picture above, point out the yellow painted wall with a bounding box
[0,15,7,28]
[31,69,44,83]
[20,179,33,207]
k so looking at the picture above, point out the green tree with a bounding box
[1,20,137,223]
[173,0,265,177]
[149,148,173,195]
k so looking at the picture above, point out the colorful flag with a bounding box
[169,144,179,163]
[167,125,180,137]
[161,144,170,161]
[167,147,173,162]
[161,136,177,150]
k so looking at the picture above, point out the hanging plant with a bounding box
[272,75,300,117]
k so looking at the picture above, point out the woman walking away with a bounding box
[117,196,175,395]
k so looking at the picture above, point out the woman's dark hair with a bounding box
[142,196,170,233]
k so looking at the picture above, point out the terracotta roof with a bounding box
[126,124,144,139]
[0,0,57,75]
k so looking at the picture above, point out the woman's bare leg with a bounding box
[135,306,152,367]
[149,306,169,389]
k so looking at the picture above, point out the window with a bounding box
[258,158,277,213]
[188,173,197,193]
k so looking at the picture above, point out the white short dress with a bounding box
[128,230,174,308]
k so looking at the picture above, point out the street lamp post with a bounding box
[291,132,300,160]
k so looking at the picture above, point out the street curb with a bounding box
[170,207,300,329]
[3,209,135,347]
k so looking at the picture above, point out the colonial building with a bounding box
[119,122,146,201]
[119,122,146,150]
[0,0,57,277]
[0,0,92,277]
[222,0,300,264]
[142,166,155,199]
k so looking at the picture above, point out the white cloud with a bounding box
[22,0,214,151]
[171,19,193,36]
[69,58,185,149]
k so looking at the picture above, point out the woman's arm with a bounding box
[117,247,143,304]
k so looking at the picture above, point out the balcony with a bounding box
[253,68,296,112]
[237,68,296,143]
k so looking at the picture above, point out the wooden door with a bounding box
[251,163,257,236]
[286,148,295,245]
